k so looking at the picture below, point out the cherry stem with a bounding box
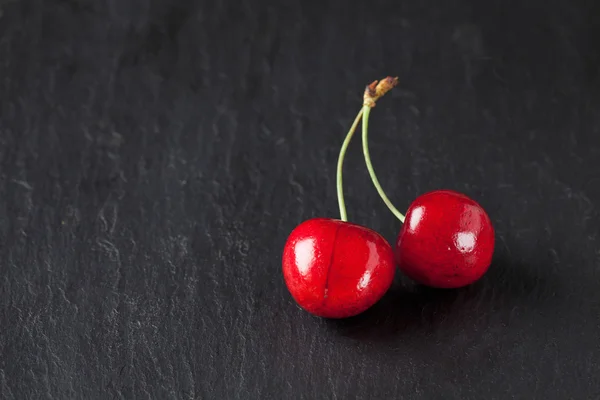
[362,105,406,223]
[336,76,405,223]
[336,107,364,221]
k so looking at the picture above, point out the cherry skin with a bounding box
[282,218,396,318]
[396,190,495,289]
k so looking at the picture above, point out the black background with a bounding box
[1,0,600,398]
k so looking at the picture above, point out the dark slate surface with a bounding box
[1,0,600,398]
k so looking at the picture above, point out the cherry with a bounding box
[282,218,395,318]
[358,77,495,288]
[396,190,495,288]
[282,79,398,319]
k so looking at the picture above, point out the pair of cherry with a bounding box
[282,77,495,319]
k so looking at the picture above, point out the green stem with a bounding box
[336,107,364,221]
[362,106,406,223]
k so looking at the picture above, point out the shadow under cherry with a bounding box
[326,251,562,342]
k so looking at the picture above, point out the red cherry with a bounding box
[282,218,396,318]
[395,190,495,289]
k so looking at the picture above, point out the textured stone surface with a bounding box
[1,0,600,398]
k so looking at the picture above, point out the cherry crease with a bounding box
[396,190,495,289]
[282,218,396,319]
